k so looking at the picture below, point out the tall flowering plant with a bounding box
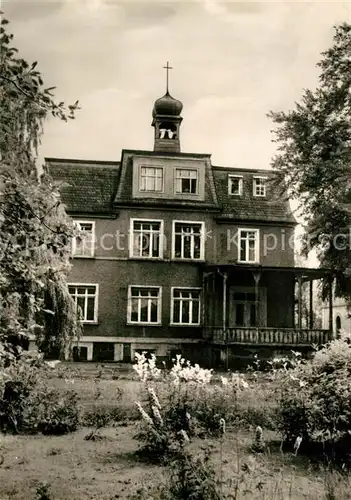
[133,352,250,443]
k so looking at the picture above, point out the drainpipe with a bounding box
[252,270,261,328]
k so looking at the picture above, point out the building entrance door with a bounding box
[229,288,258,327]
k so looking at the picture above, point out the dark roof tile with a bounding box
[46,159,120,214]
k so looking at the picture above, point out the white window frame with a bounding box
[129,218,164,259]
[172,220,205,261]
[171,287,202,326]
[253,176,267,197]
[139,165,164,193]
[72,220,96,258]
[174,168,199,195]
[228,175,243,196]
[127,285,162,325]
[238,228,260,264]
[68,283,99,323]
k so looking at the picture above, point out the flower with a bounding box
[293,436,302,455]
[220,376,228,386]
[152,405,163,425]
[135,401,153,425]
[219,418,226,434]
[148,387,161,409]
[241,379,248,389]
[178,429,190,443]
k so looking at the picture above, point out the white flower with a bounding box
[219,418,226,434]
[148,387,161,409]
[135,401,153,425]
[241,379,248,389]
[178,429,190,443]
[294,436,303,455]
[221,376,228,386]
[152,405,163,425]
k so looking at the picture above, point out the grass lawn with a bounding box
[0,423,344,500]
[0,366,350,499]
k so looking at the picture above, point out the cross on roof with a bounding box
[163,61,173,93]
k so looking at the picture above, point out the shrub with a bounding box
[134,353,249,440]
[129,446,222,500]
[278,339,351,465]
[0,356,80,434]
[24,385,80,434]
[135,385,187,462]
[162,447,221,500]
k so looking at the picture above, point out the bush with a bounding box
[0,356,80,434]
[133,354,250,460]
[278,339,351,464]
[24,385,80,434]
[130,446,222,500]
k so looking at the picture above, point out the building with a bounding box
[47,81,334,366]
[322,297,351,337]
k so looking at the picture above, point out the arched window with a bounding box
[336,315,342,332]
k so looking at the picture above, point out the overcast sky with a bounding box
[2,0,350,169]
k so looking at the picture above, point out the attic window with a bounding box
[139,166,163,192]
[228,175,243,196]
[175,168,198,194]
[253,177,267,197]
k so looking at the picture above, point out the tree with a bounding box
[269,23,351,303]
[0,15,81,360]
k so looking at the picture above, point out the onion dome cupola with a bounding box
[152,62,183,153]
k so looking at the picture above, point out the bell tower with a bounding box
[152,62,183,153]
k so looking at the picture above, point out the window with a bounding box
[130,219,163,259]
[68,284,98,323]
[253,177,266,197]
[336,315,342,332]
[128,286,161,325]
[232,290,257,327]
[175,168,198,194]
[173,221,205,260]
[139,166,163,192]
[171,288,201,325]
[228,175,243,196]
[72,221,95,257]
[238,229,259,263]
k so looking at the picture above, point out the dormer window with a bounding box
[253,177,267,197]
[175,168,198,194]
[139,166,163,192]
[228,175,243,196]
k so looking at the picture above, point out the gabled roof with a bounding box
[212,166,296,224]
[46,158,120,215]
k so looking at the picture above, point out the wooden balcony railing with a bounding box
[204,327,332,346]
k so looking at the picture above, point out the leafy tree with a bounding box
[0,15,81,361]
[269,23,351,302]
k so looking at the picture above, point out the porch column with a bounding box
[222,272,228,371]
[297,276,303,329]
[222,272,227,332]
[309,280,314,329]
[252,270,261,327]
[328,276,334,337]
